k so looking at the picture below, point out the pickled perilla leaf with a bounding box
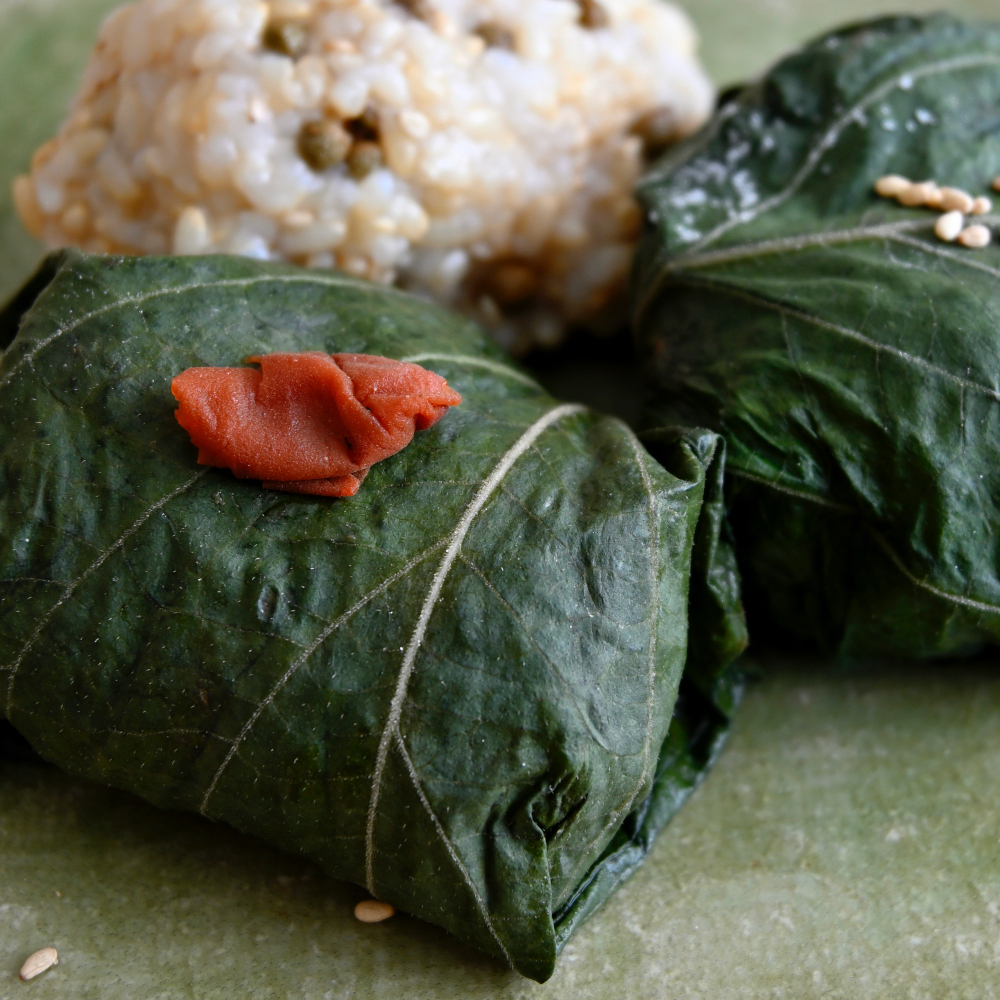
[635,14,1000,659]
[0,250,745,981]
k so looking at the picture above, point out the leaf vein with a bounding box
[677,279,1000,402]
[668,217,937,271]
[869,528,1000,615]
[3,471,207,716]
[393,732,513,967]
[363,403,586,907]
[457,554,614,751]
[728,468,856,512]
[198,537,448,813]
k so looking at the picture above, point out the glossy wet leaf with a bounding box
[0,250,744,981]
[635,13,1000,659]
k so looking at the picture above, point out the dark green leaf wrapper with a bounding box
[0,251,745,981]
[635,14,1000,660]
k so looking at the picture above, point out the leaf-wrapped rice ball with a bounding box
[634,14,1000,660]
[0,251,745,980]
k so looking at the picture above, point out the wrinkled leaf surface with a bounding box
[0,251,743,981]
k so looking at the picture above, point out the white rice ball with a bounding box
[14,0,713,351]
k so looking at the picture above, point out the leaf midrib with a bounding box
[664,216,1000,271]
[659,274,1000,404]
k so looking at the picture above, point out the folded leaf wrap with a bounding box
[0,251,745,981]
[634,14,1000,659]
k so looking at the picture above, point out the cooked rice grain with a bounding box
[15,0,712,351]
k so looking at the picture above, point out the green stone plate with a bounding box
[2,2,999,997]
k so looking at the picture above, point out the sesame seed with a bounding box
[874,175,910,197]
[431,10,458,37]
[323,38,356,54]
[473,21,516,50]
[971,196,992,215]
[992,177,1000,193]
[938,187,974,213]
[399,109,431,139]
[61,203,90,235]
[283,209,314,229]
[934,211,964,243]
[898,181,938,207]
[19,948,58,982]
[957,224,991,248]
[354,899,395,923]
[173,206,210,255]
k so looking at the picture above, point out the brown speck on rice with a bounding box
[345,104,380,141]
[476,257,538,309]
[15,0,713,353]
[472,21,514,51]
[263,18,310,58]
[576,0,609,30]
[631,105,684,159]
[397,0,437,22]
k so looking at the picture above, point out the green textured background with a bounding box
[2,1,1000,997]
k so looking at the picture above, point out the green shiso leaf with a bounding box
[634,13,1000,660]
[0,250,744,981]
